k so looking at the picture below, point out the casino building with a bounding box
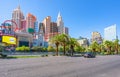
[15,32,33,47]
[0,23,33,47]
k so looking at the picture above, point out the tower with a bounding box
[42,16,51,42]
[38,23,45,46]
[26,13,36,33]
[12,5,24,31]
[56,12,64,34]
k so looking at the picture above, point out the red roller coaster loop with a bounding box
[3,20,20,32]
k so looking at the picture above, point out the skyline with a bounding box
[0,0,120,39]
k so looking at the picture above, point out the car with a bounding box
[83,52,96,58]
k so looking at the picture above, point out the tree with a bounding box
[74,46,81,53]
[113,39,119,54]
[103,40,113,54]
[49,34,61,56]
[59,34,69,55]
[90,41,99,52]
[99,43,105,52]
[69,38,79,56]
[74,46,86,53]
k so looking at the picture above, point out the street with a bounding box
[0,55,120,77]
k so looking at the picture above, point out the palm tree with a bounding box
[74,46,80,53]
[113,39,119,54]
[104,40,113,54]
[74,45,86,53]
[69,38,79,56]
[49,35,61,56]
[59,34,69,55]
[99,43,105,52]
[90,41,99,52]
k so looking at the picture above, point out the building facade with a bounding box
[26,13,36,33]
[15,32,33,47]
[21,20,26,32]
[33,23,44,47]
[34,21,39,33]
[12,5,24,31]
[77,37,89,47]
[104,24,117,41]
[38,23,45,46]
[50,22,58,33]
[49,22,58,39]
[91,31,102,44]
[42,16,51,42]
[57,12,64,34]
[64,27,69,35]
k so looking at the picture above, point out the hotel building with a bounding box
[91,31,103,44]
[104,24,117,41]
[42,16,51,42]
[26,13,36,34]
[12,5,24,31]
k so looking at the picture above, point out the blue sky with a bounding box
[0,0,120,39]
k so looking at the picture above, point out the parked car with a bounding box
[84,52,96,58]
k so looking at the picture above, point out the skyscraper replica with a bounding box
[26,13,36,34]
[64,27,69,35]
[42,16,51,42]
[12,5,24,31]
[57,12,64,34]
[12,6,33,47]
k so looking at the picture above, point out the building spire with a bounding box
[58,11,61,17]
[18,5,20,9]
[18,0,20,9]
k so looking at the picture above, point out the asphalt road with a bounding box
[0,55,120,77]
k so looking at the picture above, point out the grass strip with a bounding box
[1,55,41,59]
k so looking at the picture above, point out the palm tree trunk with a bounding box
[63,44,66,55]
[56,45,59,56]
[116,45,118,54]
[93,48,95,52]
[107,47,111,55]
[70,45,74,56]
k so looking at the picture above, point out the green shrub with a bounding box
[45,55,48,57]
[15,47,20,51]
[42,47,47,52]
[19,47,24,51]
[53,54,56,56]
[104,52,110,55]
[41,55,45,57]
[25,47,30,51]
[16,46,30,52]
[47,46,55,52]
[31,46,43,52]
[31,46,38,51]
[100,52,105,55]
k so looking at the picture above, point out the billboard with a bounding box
[2,36,16,45]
